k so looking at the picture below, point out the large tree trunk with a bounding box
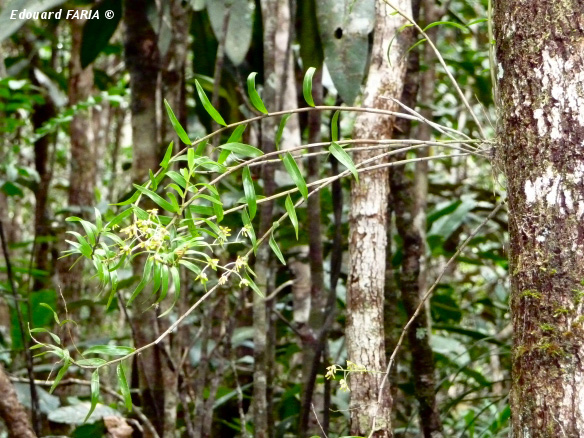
[495,1,584,436]
[346,1,411,437]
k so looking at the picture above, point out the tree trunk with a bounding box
[0,365,36,438]
[495,1,584,436]
[347,1,411,437]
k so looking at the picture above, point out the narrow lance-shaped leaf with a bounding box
[219,142,263,158]
[269,232,286,265]
[275,114,292,150]
[164,99,192,144]
[331,110,340,142]
[247,72,268,114]
[242,166,257,220]
[195,79,227,126]
[219,124,247,164]
[84,370,100,423]
[83,345,135,356]
[242,210,257,255]
[282,153,308,200]
[133,184,178,213]
[117,364,132,411]
[329,142,359,182]
[50,358,71,394]
[303,67,317,107]
[285,195,299,239]
[161,141,174,169]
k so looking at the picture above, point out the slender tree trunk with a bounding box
[57,11,96,333]
[347,1,411,437]
[252,1,283,436]
[495,1,584,436]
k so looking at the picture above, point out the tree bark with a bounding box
[347,1,411,437]
[0,365,36,438]
[495,1,584,436]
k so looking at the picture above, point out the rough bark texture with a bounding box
[347,1,411,436]
[0,365,36,438]
[494,1,584,436]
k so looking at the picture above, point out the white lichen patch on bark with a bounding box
[524,163,584,216]
[532,49,584,138]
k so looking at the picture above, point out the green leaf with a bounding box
[161,142,174,169]
[29,327,60,345]
[219,125,247,164]
[83,345,135,356]
[166,170,188,189]
[187,148,195,171]
[285,195,299,239]
[331,110,340,142]
[195,79,227,126]
[106,208,133,229]
[50,359,71,394]
[219,142,263,158]
[247,72,268,114]
[80,0,122,68]
[66,231,93,258]
[275,114,292,151]
[117,364,132,411]
[269,232,286,265]
[179,260,202,275]
[65,217,98,246]
[329,142,358,181]
[39,303,61,325]
[159,266,181,318]
[241,210,257,254]
[76,358,107,367]
[128,257,153,304]
[242,167,257,220]
[84,370,100,423]
[303,67,317,107]
[422,21,468,32]
[282,153,308,200]
[164,100,191,145]
[156,265,170,303]
[133,184,178,213]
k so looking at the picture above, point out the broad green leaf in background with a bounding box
[164,100,192,145]
[303,67,317,107]
[285,195,299,239]
[281,153,308,200]
[242,166,257,219]
[247,72,268,114]
[80,0,122,68]
[207,0,255,66]
[195,80,227,126]
[315,0,375,104]
[329,142,358,181]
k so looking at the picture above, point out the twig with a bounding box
[312,403,328,438]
